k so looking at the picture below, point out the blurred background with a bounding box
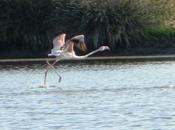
[0,0,175,58]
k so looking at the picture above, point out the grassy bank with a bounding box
[1,47,175,59]
[2,55,175,65]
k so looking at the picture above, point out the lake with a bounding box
[0,61,175,130]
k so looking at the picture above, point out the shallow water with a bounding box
[1,61,175,130]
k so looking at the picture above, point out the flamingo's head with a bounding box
[99,46,110,51]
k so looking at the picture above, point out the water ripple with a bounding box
[1,61,175,130]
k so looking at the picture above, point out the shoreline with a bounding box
[1,55,175,64]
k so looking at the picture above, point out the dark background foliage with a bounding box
[0,0,56,52]
[0,0,174,57]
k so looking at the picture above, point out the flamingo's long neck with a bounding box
[73,48,101,59]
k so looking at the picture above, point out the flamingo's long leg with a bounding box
[44,66,49,86]
[43,60,62,86]
[46,60,62,83]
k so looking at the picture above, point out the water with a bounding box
[1,61,175,130]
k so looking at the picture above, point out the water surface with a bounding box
[0,61,175,130]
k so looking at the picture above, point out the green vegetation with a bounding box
[0,0,57,52]
[144,27,175,48]
[0,0,174,57]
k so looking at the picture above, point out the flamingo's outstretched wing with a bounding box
[71,35,85,43]
[70,34,87,52]
[48,33,66,57]
[53,33,66,50]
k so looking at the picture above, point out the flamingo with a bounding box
[44,33,110,86]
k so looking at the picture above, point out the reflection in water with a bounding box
[0,61,175,130]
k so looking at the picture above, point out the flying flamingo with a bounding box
[44,33,110,86]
